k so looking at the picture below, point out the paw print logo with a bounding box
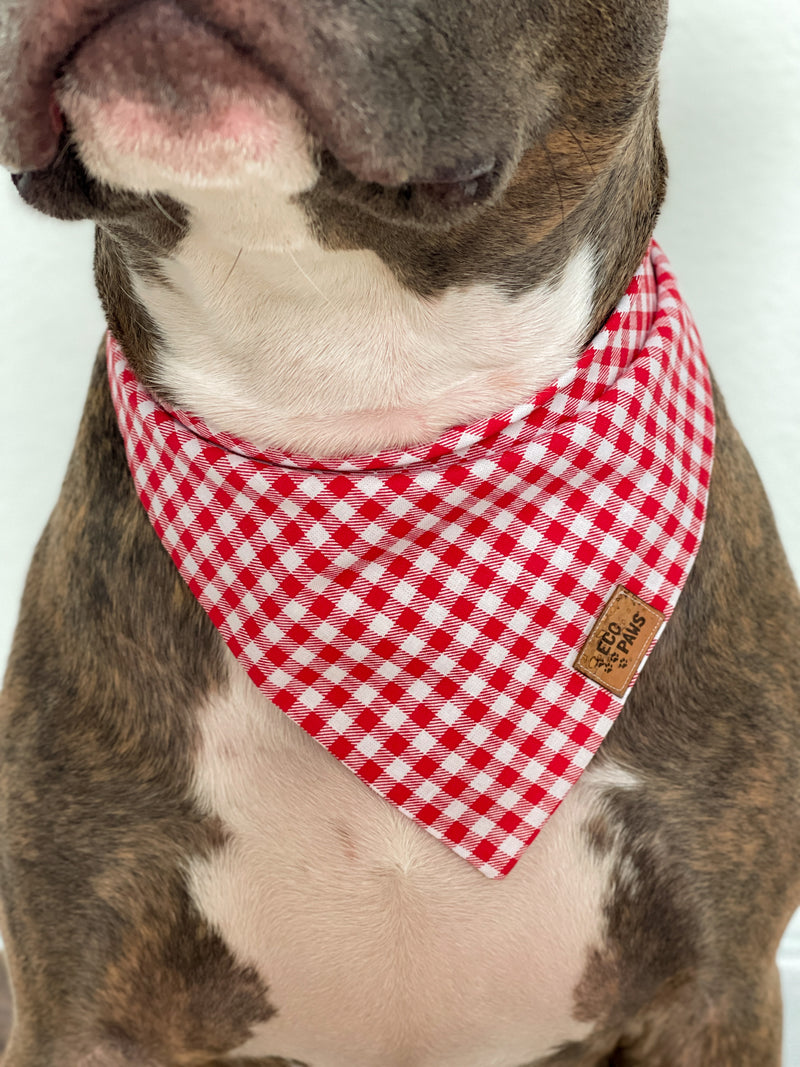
[602,652,629,674]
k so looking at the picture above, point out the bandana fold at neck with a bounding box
[108,241,714,878]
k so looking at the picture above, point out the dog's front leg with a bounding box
[605,963,783,1067]
[524,958,783,1067]
[0,354,275,1065]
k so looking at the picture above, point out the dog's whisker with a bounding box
[54,135,73,169]
[288,248,335,309]
[218,246,244,295]
[149,193,183,229]
[545,145,568,256]
[563,118,598,183]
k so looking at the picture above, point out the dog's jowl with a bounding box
[1,1,799,1065]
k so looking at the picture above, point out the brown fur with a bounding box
[528,385,800,1064]
[303,72,667,349]
[0,351,273,1064]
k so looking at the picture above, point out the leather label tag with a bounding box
[575,587,665,698]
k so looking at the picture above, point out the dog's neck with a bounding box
[97,96,664,457]
[137,205,598,456]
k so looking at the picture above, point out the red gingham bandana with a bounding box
[108,241,714,878]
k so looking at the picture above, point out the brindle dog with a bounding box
[0,1,798,1064]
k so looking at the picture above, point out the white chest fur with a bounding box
[136,189,598,457]
[188,655,636,1067]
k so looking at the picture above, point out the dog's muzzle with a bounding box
[0,0,524,201]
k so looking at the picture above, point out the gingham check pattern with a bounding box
[108,241,715,878]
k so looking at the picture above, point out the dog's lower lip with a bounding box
[11,170,34,198]
[50,0,322,188]
[409,164,500,207]
[426,160,498,185]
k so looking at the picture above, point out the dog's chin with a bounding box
[57,79,319,199]
[54,0,318,198]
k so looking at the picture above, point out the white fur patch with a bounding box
[188,655,637,1067]
[136,190,597,455]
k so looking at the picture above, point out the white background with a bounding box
[1,0,799,1057]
